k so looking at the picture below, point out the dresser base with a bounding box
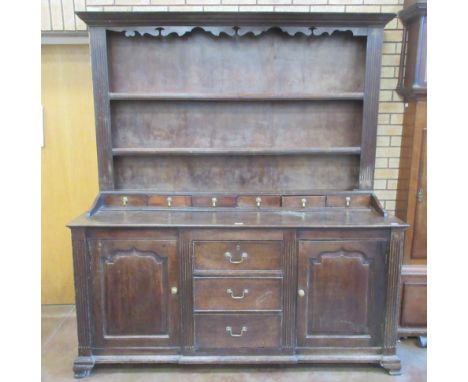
[73,353,401,378]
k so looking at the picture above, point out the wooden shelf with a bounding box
[112,147,362,156]
[108,92,364,102]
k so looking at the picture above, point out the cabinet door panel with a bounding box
[90,239,179,348]
[400,283,427,327]
[297,240,387,347]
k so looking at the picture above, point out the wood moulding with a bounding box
[111,147,362,157]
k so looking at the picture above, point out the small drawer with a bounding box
[193,241,282,271]
[103,194,147,207]
[326,195,370,208]
[194,313,281,349]
[281,195,326,208]
[237,195,281,208]
[192,196,236,208]
[147,195,191,207]
[193,277,282,311]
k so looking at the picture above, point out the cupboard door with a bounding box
[297,240,387,347]
[90,239,179,348]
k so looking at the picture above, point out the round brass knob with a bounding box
[171,287,178,295]
[298,289,305,297]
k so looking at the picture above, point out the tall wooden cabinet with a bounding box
[395,0,427,343]
[69,12,408,378]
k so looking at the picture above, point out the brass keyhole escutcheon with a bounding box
[212,197,217,207]
[301,198,307,208]
[122,196,128,206]
[256,196,262,207]
[167,196,173,207]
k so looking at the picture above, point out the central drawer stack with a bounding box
[192,238,284,352]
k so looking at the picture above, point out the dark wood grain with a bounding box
[297,239,386,348]
[89,27,114,190]
[194,313,282,349]
[103,194,147,207]
[110,101,363,150]
[69,10,405,377]
[193,241,282,272]
[77,12,395,27]
[148,195,192,208]
[359,27,384,190]
[326,194,370,208]
[108,30,365,95]
[193,277,282,311]
[113,155,360,192]
[282,196,326,208]
[237,195,281,208]
[89,239,180,348]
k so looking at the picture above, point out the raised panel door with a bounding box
[297,239,387,347]
[89,239,180,349]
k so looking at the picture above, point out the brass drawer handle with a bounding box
[224,251,248,264]
[226,326,247,337]
[345,196,351,208]
[226,288,249,299]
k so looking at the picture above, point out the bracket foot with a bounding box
[73,356,95,379]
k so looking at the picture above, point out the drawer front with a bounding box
[147,195,191,207]
[192,196,236,207]
[193,241,282,271]
[194,278,282,311]
[194,314,281,349]
[326,195,370,208]
[281,195,326,208]
[237,195,281,208]
[103,194,147,207]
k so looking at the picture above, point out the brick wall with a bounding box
[41,0,405,214]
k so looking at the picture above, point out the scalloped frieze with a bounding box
[108,25,368,38]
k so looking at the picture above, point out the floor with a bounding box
[42,305,427,382]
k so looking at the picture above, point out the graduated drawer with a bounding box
[193,277,282,311]
[193,241,282,271]
[194,313,282,349]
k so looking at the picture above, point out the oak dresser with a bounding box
[69,11,408,378]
